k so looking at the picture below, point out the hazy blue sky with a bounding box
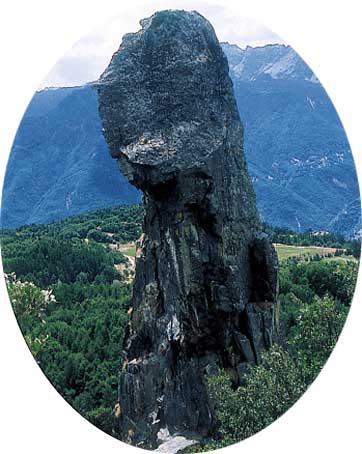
[40,1,284,88]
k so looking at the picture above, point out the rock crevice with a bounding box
[96,9,278,448]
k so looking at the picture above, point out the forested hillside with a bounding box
[1,86,141,228]
[221,43,360,235]
[1,205,142,433]
[1,205,359,444]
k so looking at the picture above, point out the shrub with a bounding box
[207,345,305,447]
[288,295,348,384]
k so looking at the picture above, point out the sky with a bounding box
[39,1,284,89]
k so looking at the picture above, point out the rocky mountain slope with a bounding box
[221,42,318,83]
[221,42,360,236]
[1,41,359,235]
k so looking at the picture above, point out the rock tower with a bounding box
[96,10,278,448]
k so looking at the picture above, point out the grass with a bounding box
[120,242,352,262]
[321,255,357,263]
[119,243,137,257]
[274,243,336,261]
[119,242,354,263]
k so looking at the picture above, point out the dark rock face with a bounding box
[97,10,278,448]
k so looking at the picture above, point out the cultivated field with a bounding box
[274,243,336,261]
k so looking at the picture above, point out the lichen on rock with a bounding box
[96,9,278,449]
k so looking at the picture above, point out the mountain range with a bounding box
[1,42,360,236]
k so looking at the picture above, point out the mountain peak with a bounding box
[221,42,317,83]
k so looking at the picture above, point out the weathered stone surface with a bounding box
[154,428,198,453]
[155,437,198,453]
[96,9,278,449]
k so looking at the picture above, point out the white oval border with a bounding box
[1,1,361,453]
